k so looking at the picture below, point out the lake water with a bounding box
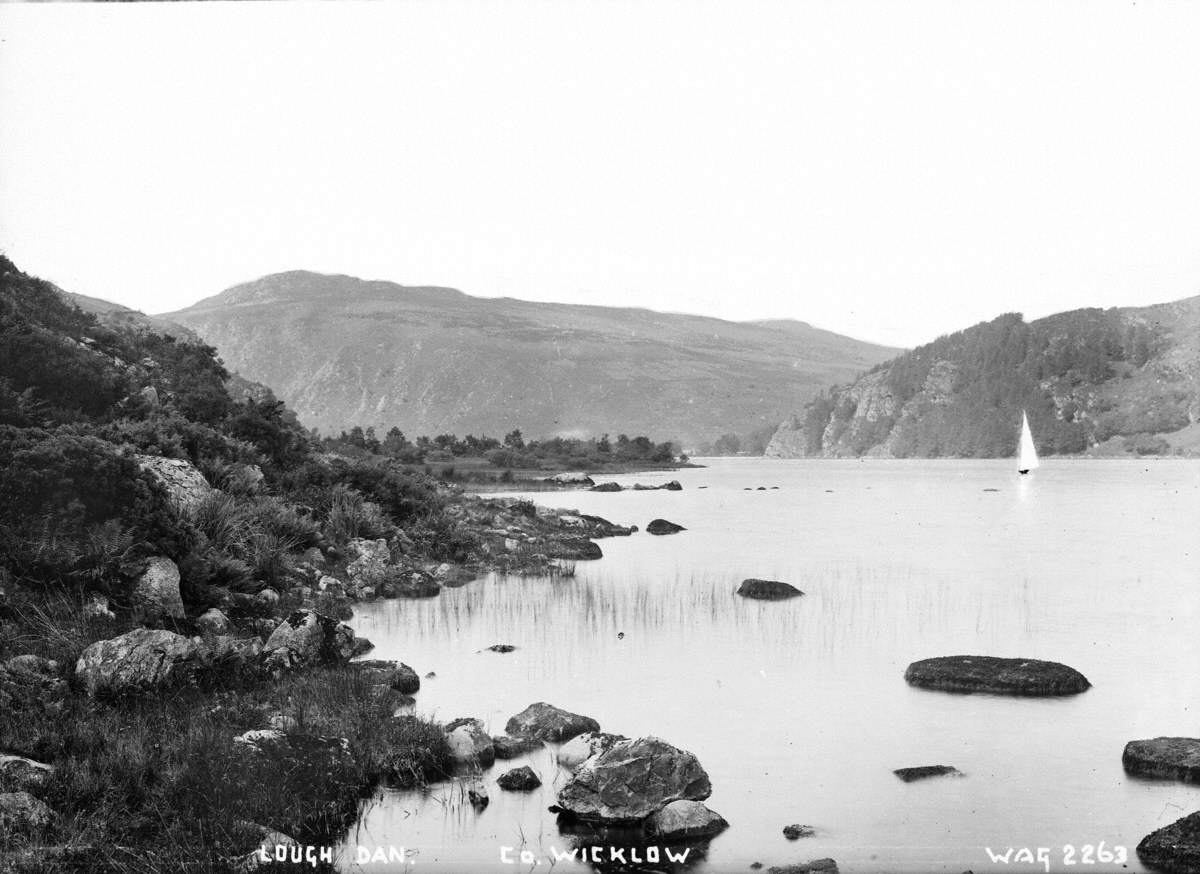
[340,459,1200,873]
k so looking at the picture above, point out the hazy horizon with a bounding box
[4,2,1200,347]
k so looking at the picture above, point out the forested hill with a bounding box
[766,295,1200,458]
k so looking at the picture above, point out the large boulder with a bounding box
[736,579,803,600]
[493,735,542,760]
[0,791,53,842]
[506,702,601,743]
[136,455,212,510]
[131,556,185,621]
[556,736,712,823]
[545,473,595,486]
[1123,738,1200,784]
[445,718,496,767]
[544,538,603,560]
[904,656,1091,696]
[557,732,628,772]
[646,800,728,840]
[0,755,54,794]
[354,660,420,694]
[1137,810,1200,874]
[262,611,357,673]
[346,538,391,590]
[646,519,685,535]
[75,629,201,696]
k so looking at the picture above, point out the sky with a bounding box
[3,1,1200,348]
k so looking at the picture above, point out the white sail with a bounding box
[1018,411,1039,472]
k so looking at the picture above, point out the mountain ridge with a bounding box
[165,271,899,446]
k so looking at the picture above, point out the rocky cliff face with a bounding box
[164,271,897,446]
[768,296,1200,458]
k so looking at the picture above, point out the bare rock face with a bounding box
[0,755,54,794]
[136,454,213,510]
[1137,810,1200,874]
[75,629,201,696]
[262,611,357,673]
[557,732,628,772]
[505,702,600,743]
[646,800,728,840]
[445,718,496,767]
[556,736,712,824]
[131,556,185,621]
[904,656,1091,697]
[346,539,392,590]
[736,579,803,600]
[1123,737,1200,784]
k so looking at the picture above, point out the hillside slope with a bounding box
[165,271,897,445]
[766,296,1200,458]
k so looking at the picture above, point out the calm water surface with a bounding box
[340,459,1200,873]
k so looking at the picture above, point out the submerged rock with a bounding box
[75,629,200,696]
[1137,810,1200,874]
[783,824,816,839]
[904,656,1091,696]
[1123,737,1200,784]
[493,735,541,759]
[506,702,601,743]
[767,861,839,874]
[497,766,542,791]
[556,736,712,823]
[736,579,803,600]
[646,519,685,535]
[646,800,728,839]
[893,765,962,782]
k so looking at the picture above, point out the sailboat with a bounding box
[1017,410,1039,475]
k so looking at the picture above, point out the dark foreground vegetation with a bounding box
[0,255,660,871]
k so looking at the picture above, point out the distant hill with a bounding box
[62,291,199,341]
[766,295,1200,458]
[164,271,897,446]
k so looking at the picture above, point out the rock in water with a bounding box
[783,824,816,839]
[354,660,420,694]
[556,736,712,823]
[492,735,541,759]
[75,629,200,696]
[647,800,728,839]
[767,862,839,874]
[646,519,685,535]
[1137,810,1200,874]
[736,579,803,600]
[262,611,358,672]
[1123,738,1200,784]
[505,702,600,743]
[497,766,542,791]
[556,731,628,772]
[445,718,496,767]
[893,765,962,782]
[131,556,185,620]
[589,482,623,492]
[904,656,1091,696]
[545,473,595,486]
[545,538,603,560]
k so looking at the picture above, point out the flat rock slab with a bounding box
[1137,810,1200,874]
[768,861,839,874]
[893,765,962,782]
[1124,738,1200,784]
[737,579,803,600]
[904,656,1091,696]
